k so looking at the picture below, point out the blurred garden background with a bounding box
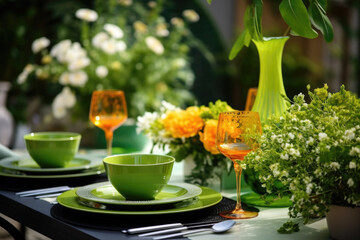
[0,0,359,149]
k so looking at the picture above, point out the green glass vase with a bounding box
[251,36,289,124]
[242,37,292,207]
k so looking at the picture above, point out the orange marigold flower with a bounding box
[199,119,220,154]
[163,107,204,138]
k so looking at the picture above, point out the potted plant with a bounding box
[245,84,360,236]
[136,100,234,189]
[16,0,211,149]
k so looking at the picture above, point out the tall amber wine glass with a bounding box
[216,111,262,219]
[89,90,128,156]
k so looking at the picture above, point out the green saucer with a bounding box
[57,186,222,215]
[0,155,102,174]
[76,182,202,206]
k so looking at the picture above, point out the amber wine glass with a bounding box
[216,111,262,219]
[89,90,128,156]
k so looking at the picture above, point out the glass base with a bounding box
[220,208,258,219]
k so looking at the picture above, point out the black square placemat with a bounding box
[51,197,238,231]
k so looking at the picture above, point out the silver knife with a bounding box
[122,221,220,234]
[138,223,217,237]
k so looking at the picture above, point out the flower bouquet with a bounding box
[136,100,233,186]
[17,0,209,124]
[245,84,360,233]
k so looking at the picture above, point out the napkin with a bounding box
[0,143,18,160]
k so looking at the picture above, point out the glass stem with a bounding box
[105,130,114,156]
[234,161,242,211]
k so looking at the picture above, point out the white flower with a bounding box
[96,66,108,78]
[271,134,277,141]
[288,133,295,140]
[59,72,71,85]
[92,32,109,49]
[68,57,90,71]
[156,23,169,37]
[17,72,28,84]
[17,64,34,84]
[51,87,75,119]
[52,95,67,119]
[116,40,127,52]
[170,17,184,27]
[318,132,328,141]
[183,9,199,22]
[104,24,124,39]
[306,183,313,195]
[344,128,356,140]
[349,147,360,157]
[50,40,72,62]
[280,153,289,160]
[101,38,117,54]
[172,58,186,68]
[32,37,50,53]
[145,36,164,55]
[64,42,87,64]
[347,178,354,187]
[349,161,356,169]
[330,162,340,170]
[136,112,159,134]
[69,71,88,87]
[306,137,314,145]
[60,87,76,108]
[75,8,98,22]
[160,101,179,113]
[288,148,300,157]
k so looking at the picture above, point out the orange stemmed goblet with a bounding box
[216,111,262,219]
[89,90,128,156]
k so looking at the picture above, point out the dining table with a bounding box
[0,146,331,240]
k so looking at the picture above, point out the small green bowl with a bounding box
[103,154,175,200]
[24,132,81,168]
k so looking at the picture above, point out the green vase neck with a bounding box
[251,37,289,124]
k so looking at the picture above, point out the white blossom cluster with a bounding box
[245,85,360,228]
[16,3,203,121]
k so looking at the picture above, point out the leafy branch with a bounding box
[208,0,334,59]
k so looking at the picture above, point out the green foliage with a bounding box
[16,1,213,122]
[245,84,360,232]
[208,0,334,60]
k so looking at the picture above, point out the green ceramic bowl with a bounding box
[103,154,175,200]
[24,132,81,168]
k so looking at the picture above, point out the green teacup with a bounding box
[24,132,81,168]
[103,154,175,200]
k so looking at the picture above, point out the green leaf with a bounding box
[252,0,263,40]
[229,29,251,60]
[309,1,334,42]
[207,0,212,4]
[279,0,318,39]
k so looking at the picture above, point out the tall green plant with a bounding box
[207,0,334,59]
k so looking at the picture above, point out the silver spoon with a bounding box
[152,220,236,240]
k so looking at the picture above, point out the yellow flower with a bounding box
[41,55,52,64]
[199,119,220,154]
[134,21,148,34]
[111,61,123,70]
[163,107,204,138]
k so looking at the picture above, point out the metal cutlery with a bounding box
[16,186,72,197]
[122,220,221,235]
[151,220,236,240]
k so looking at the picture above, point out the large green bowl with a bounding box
[103,154,175,200]
[24,132,81,168]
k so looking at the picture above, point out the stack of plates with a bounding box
[0,155,105,179]
[57,182,223,215]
